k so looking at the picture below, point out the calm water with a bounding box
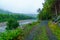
[0,20,37,32]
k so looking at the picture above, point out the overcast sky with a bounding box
[0,0,44,14]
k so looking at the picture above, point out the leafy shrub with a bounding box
[0,28,23,40]
[6,18,19,30]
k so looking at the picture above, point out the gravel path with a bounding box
[25,24,40,40]
[25,21,57,40]
[42,21,57,40]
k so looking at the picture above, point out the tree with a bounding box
[6,18,19,30]
[37,8,41,13]
[38,0,56,20]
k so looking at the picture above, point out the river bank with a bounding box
[0,20,37,32]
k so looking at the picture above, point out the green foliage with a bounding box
[0,13,36,22]
[38,0,56,20]
[0,28,23,40]
[6,18,19,30]
[48,21,60,40]
[38,10,52,20]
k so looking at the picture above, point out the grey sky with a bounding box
[0,0,44,14]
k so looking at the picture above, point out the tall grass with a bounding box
[48,21,60,40]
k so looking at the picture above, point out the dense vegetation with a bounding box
[0,9,37,22]
[0,28,23,40]
[38,0,56,20]
[6,18,19,30]
[0,13,36,22]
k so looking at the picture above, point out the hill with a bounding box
[0,9,37,22]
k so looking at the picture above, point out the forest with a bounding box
[0,9,36,22]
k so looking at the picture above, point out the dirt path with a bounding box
[42,21,57,40]
[25,24,41,40]
[25,21,57,40]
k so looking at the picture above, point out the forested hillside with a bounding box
[0,9,37,22]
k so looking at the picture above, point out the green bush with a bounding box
[0,28,23,40]
[6,18,19,30]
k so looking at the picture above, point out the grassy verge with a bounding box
[23,22,39,39]
[48,21,60,40]
[0,22,39,40]
[33,26,49,40]
[0,28,23,40]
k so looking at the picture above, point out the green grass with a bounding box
[48,21,60,40]
[33,26,49,40]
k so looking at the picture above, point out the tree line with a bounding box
[0,13,36,22]
[38,0,56,20]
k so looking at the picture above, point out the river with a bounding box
[0,20,37,32]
